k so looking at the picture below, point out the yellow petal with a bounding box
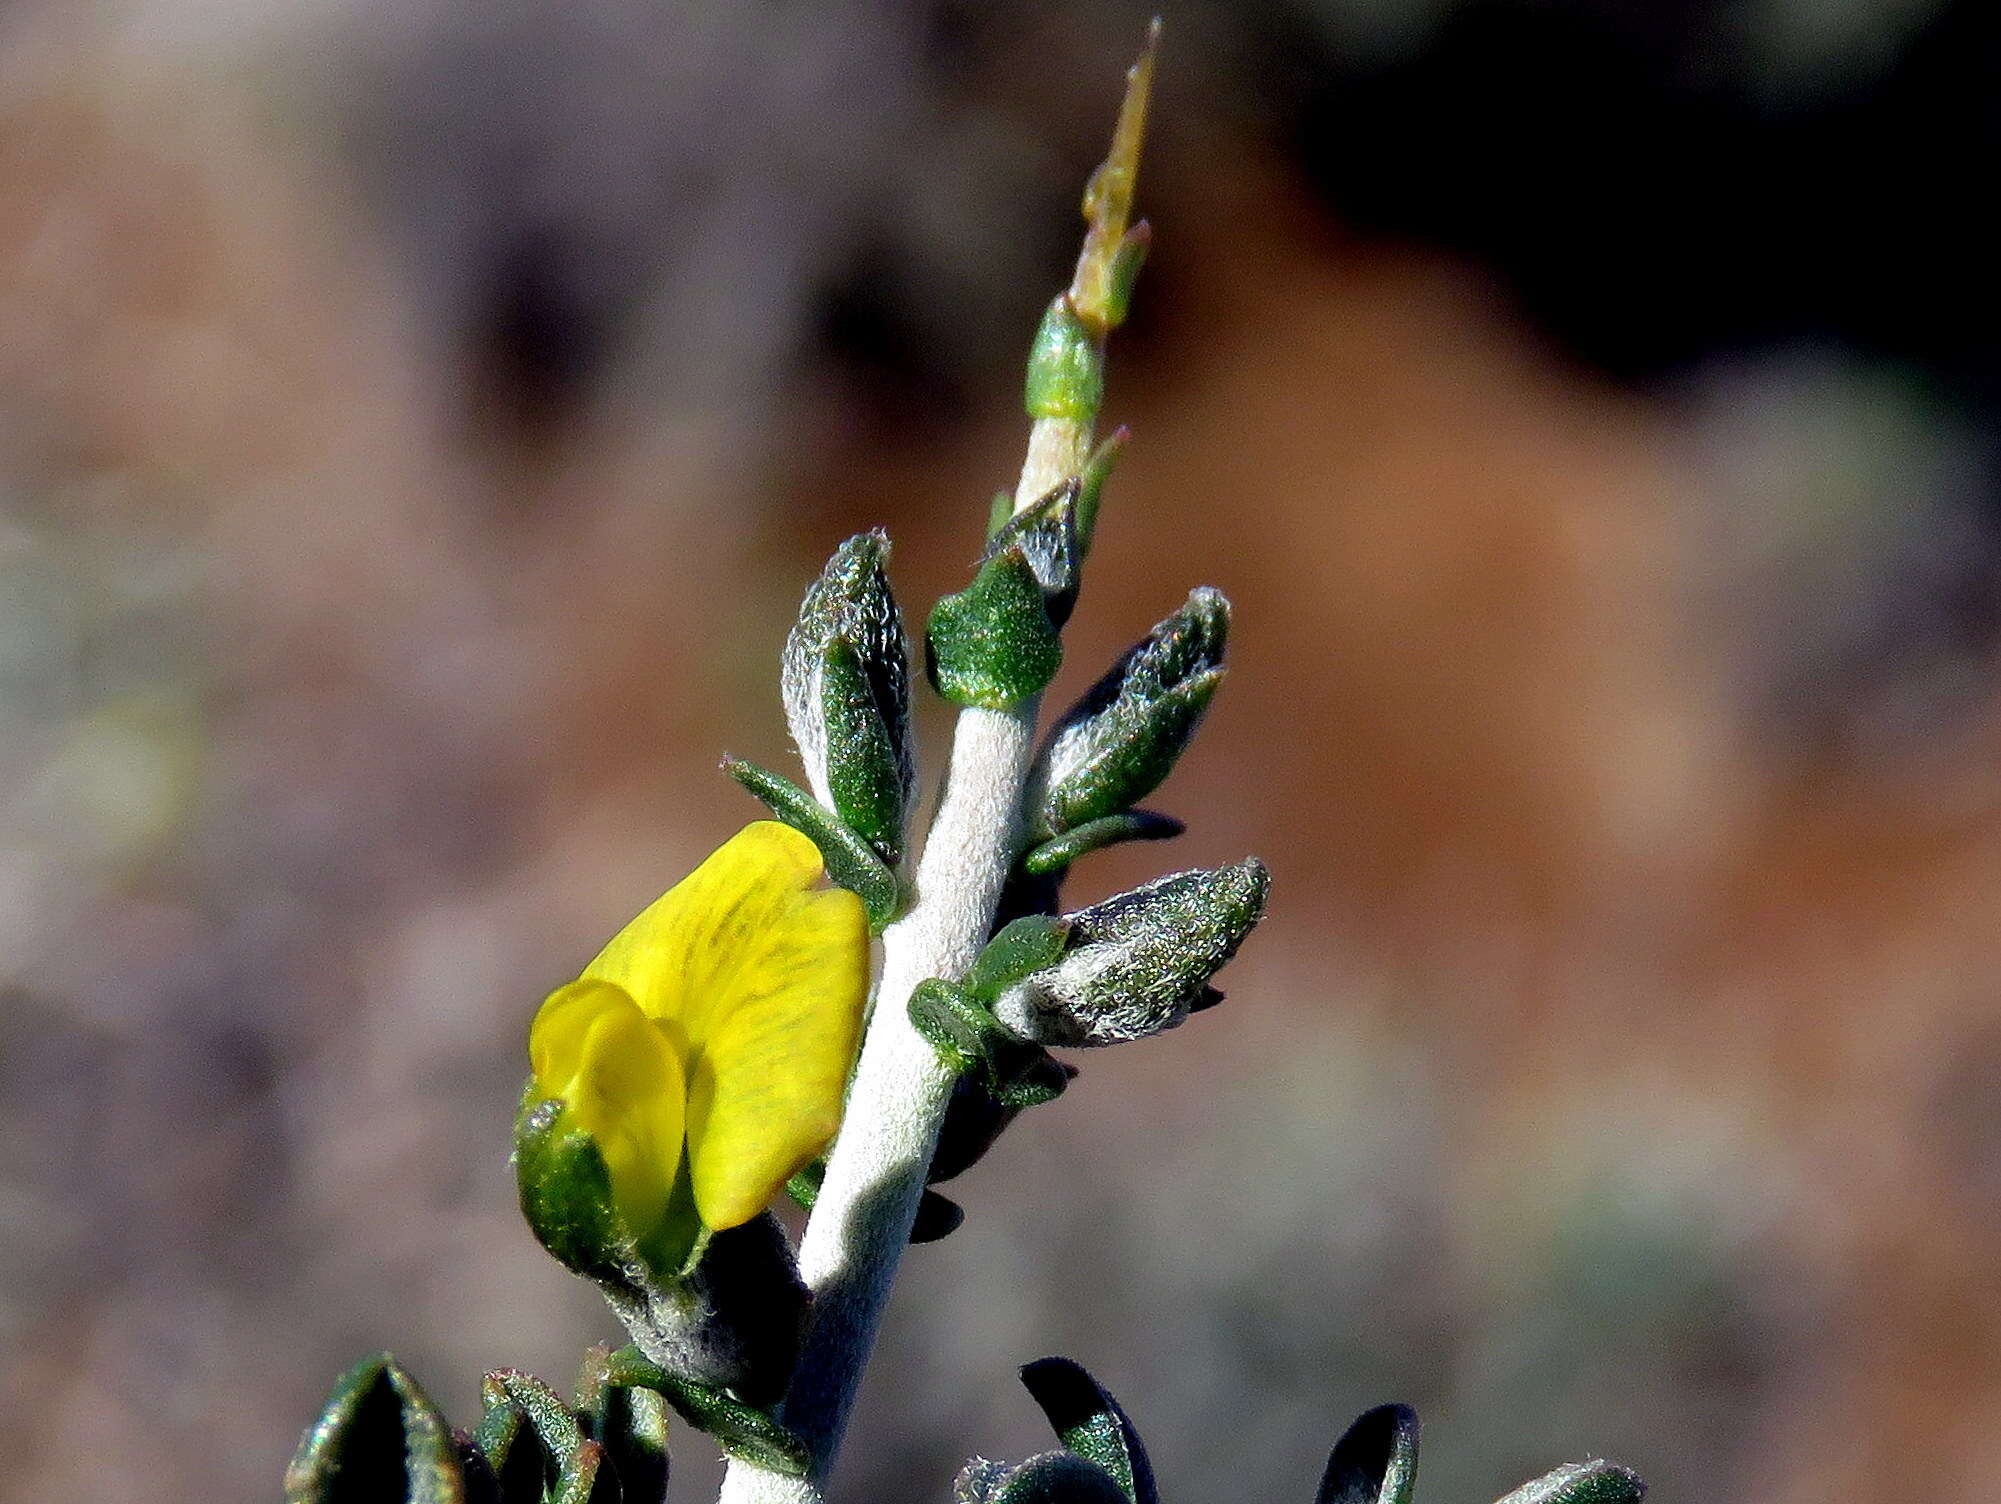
[579,821,870,1230]
[685,879,868,1228]
[530,978,686,1234]
[584,822,827,1043]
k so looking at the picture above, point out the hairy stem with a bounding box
[716,30,1155,1503]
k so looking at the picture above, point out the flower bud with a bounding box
[992,859,1269,1047]
[1024,589,1228,846]
[285,1353,459,1504]
[782,531,914,866]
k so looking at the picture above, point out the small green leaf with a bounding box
[1492,1461,1646,1504]
[599,1347,813,1476]
[1018,1359,1157,1504]
[1021,812,1184,876]
[908,980,1074,1111]
[965,916,1074,1000]
[988,488,1017,541]
[285,1354,464,1504]
[1102,223,1151,331]
[1025,296,1104,422]
[928,549,1064,709]
[1316,1405,1420,1504]
[723,758,902,930]
[1074,429,1127,553]
[469,1397,539,1503]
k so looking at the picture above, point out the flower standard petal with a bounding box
[529,978,686,1237]
[582,821,828,1043]
[684,881,869,1229]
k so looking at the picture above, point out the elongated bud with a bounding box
[782,531,914,865]
[993,859,1269,1046]
[1024,588,1229,845]
[285,1353,461,1504]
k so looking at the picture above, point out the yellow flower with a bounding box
[527,821,868,1242]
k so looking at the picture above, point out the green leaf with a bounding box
[1492,1462,1646,1504]
[1018,1359,1157,1504]
[964,916,1074,1001]
[1073,429,1127,554]
[723,758,902,930]
[927,549,1064,709]
[285,1353,465,1504]
[599,1347,813,1476]
[1316,1405,1420,1504]
[1102,223,1151,331]
[907,979,1074,1109]
[1021,812,1184,877]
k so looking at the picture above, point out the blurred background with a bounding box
[5,0,2001,1500]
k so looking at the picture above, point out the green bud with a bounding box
[1317,1405,1420,1504]
[724,757,902,930]
[782,531,914,865]
[1493,1463,1647,1504]
[959,1453,1131,1504]
[927,549,1063,709]
[1019,1359,1158,1504]
[992,859,1269,1047]
[1025,589,1229,843]
[285,1353,463,1504]
[1025,295,1104,422]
